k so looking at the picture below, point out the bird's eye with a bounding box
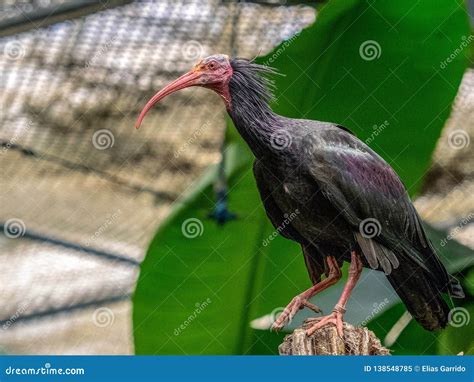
[208,61,217,70]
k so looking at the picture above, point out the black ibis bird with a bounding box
[135,54,464,336]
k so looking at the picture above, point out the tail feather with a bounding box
[386,260,450,331]
[416,242,464,299]
[448,274,465,299]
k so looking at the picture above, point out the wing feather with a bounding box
[301,126,450,287]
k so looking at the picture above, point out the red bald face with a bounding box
[135,54,233,129]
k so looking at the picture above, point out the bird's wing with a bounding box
[301,126,450,284]
[253,160,325,284]
[253,160,299,242]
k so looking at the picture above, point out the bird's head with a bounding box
[135,54,233,129]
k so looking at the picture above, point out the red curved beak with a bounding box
[134,70,202,129]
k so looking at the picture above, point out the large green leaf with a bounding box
[133,143,302,354]
[133,0,471,354]
[437,303,474,355]
[266,0,469,194]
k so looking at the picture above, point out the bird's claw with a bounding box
[303,301,323,314]
[305,306,345,338]
[271,296,322,332]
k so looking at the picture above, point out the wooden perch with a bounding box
[279,320,390,355]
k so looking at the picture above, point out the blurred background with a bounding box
[0,0,473,355]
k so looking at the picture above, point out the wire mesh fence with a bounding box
[0,0,315,354]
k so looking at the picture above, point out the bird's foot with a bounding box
[305,304,345,338]
[271,296,322,331]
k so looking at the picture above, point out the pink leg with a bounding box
[271,256,342,331]
[306,250,363,337]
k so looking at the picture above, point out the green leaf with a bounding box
[264,0,470,194]
[463,267,474,296]
[366,302,474,355]
[367,304,440,355]
[437,303,474,355]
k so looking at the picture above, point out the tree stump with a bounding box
[279,320,390,355]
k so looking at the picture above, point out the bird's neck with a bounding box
[227,83,280,158]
